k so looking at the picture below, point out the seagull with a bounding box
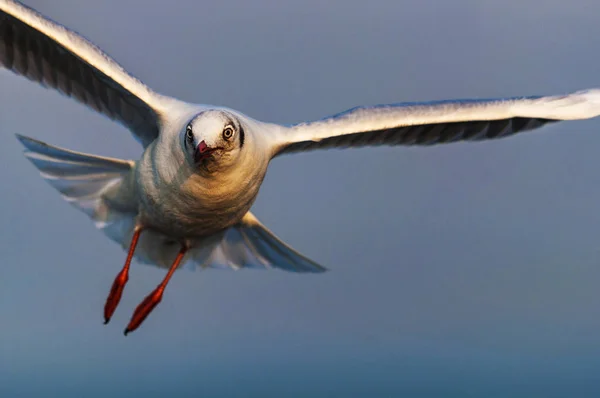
[2,0,600,335]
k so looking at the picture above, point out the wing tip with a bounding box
[547,88,600,119]
[15,132,34,146]
[304,264,329,273]
[15,133,47,156]
[15,133,56,154]
[576,88,600,105]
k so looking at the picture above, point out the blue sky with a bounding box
[2,0,600,396]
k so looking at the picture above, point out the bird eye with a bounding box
[186,124,194,142]
[222,125,235,140]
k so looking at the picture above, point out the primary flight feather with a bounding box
[2,0,600,334]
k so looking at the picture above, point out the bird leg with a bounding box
[103,227,143,324]
[124,244,188,336]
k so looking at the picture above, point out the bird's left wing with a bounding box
[272,89,600,156]
[0,0,176,147]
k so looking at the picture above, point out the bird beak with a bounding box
[194,140,216,162]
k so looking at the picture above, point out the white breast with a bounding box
[134,132,269,239]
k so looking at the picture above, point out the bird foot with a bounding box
[103,268,129,324]
[102,228,142,324]
[123,286,164,336]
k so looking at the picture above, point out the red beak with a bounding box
[195,140,216,162]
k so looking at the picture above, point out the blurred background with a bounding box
[2,0,600,396]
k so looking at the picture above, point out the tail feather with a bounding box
[16,134,137,242]
[17,134,132,169]
[42,173,118,195]
[16,134,134,205]
[190,212,327,273]
[16,135,326,274]
[26,154,127,178]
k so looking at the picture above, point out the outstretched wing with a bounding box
[0,0,173,147]
[273,89,600,156]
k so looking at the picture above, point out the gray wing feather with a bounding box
[278,116,556,155]
[1,0,168,147]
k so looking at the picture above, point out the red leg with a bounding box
[103,227,143,324]
[124,245,187,336]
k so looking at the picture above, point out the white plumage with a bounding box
[2,0,600,333]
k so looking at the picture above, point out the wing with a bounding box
[0,0,173,147]
[273,89,600,156]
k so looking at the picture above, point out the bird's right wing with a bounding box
[1,0,177,147]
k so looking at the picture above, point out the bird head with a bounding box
[182,110,245,172]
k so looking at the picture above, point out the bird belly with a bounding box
[139,191,255,239]
[134,139,267,241]
[135,167,261,240]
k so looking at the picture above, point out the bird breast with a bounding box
[134,145,266,239]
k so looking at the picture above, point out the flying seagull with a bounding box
[2,0,600,335]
